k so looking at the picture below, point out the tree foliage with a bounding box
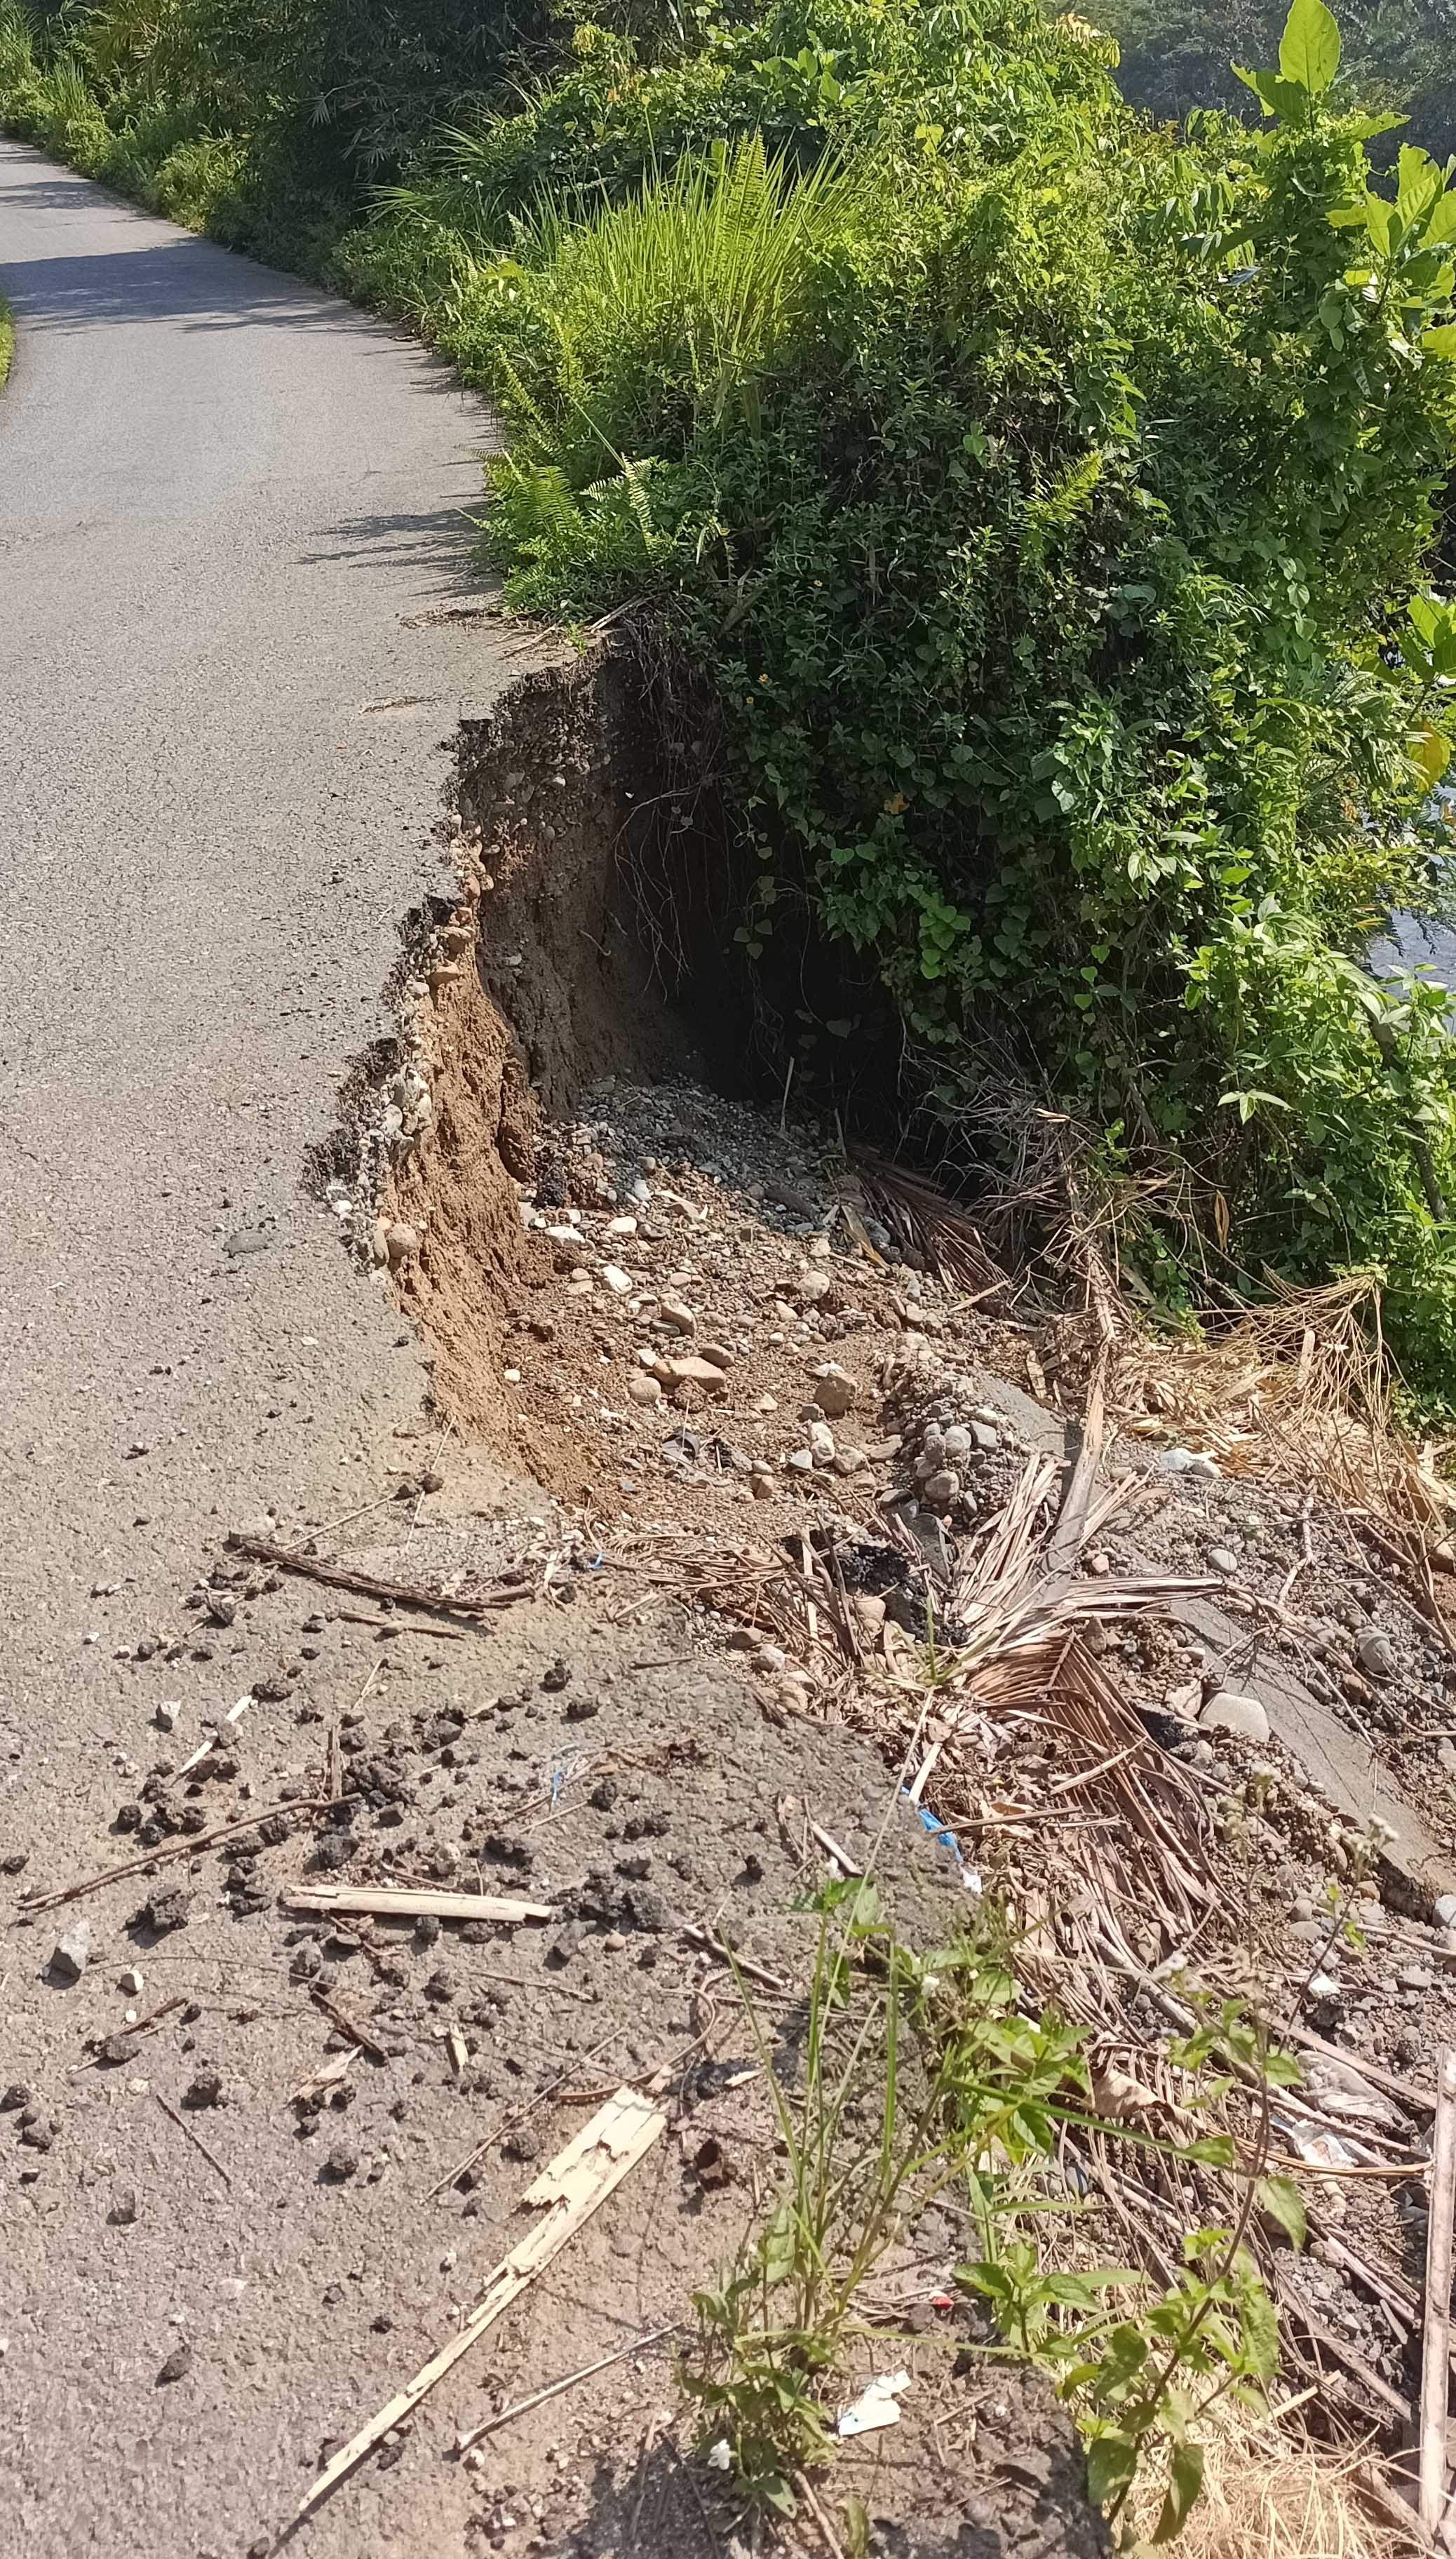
[1104,0,1455,168]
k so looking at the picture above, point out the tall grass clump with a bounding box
[492,138,865,465]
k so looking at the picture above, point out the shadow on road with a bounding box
[301,506,490,580]
[0,175,90,210]
[0,236,344,330]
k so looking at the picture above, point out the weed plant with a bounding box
[682,1875,1290,2541]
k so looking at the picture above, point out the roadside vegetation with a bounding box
[4,0,1456,1405]
[685,1872,1294,2540]
[0,292,13,387]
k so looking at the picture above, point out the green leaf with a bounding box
[1093,2323,1150,2400]
[1398,146,1442,224]
[1422,324,1456,356]
[760,2201,797,2287]
[1153,2440,1205,2541]
[1232,60,1309,117]
[1426,190,1456,247]
[1279,0,1340,93]
[1086,2433,1138,2509]
[1410,729,1452,790]
[1182,2133,1237,2167]
[1262,2049,1303,2087]
[1256,2173,1309,2249]
[840,2494,870,2559]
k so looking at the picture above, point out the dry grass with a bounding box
[1108,1273,1451,1519]
[851,1136,1456,1573]
[1131,2421,1420,2559]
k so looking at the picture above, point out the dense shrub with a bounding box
[396,0,1456,1390]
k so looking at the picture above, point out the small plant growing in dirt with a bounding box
[680,1877,1289,2541]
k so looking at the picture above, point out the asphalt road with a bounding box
[0,142,511,2547]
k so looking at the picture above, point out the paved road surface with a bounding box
[0,142,508,2550]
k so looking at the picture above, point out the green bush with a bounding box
[451,0,1456,1392]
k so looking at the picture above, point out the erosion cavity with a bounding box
[380,640,759,1491]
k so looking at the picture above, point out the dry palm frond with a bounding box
[1110,1271,1456,1533]
[628,1430,1217,1930]
[879,1449,1216,1932]
[851,1149,1012,1298]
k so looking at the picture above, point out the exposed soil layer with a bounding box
[384,646,720,1490]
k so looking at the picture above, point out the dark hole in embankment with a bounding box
[454,633,911,1130]
[377,633,945,1456]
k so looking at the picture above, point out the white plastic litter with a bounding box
[837,2370,912,2438]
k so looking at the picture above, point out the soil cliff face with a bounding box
[384,644,715,1479]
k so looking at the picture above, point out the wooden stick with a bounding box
[278,2086,665,2541]
[455,2321,680,2453]
[86,1994,185,2061]
[226,1533,530,1624]
[337,1610,466,1641]
[156,2091,232,2189]
[18,1796,346,1915]
[310,1987,391,2065]
[809,1820,861,1876]
[1269,2152,1430,2180]
[288,1883,555,1925]
[1421,2050,1456,2535]
[682,1923,789,1994]
[797,2468,847,2559]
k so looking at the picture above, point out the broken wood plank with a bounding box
[288,1883,555,1926]
[226,1533,530,1625]
[284,2084,666,2537]
[1421,2050,1456,2536]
